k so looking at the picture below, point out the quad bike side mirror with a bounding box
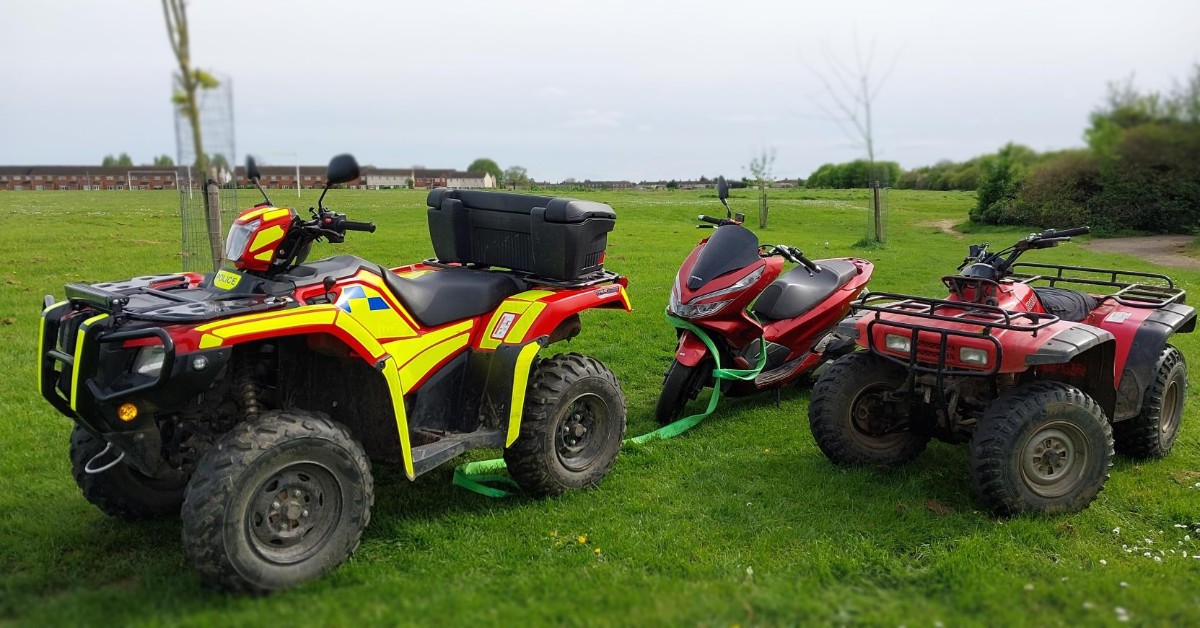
[245,155,272,205]
[318,153,360,209]
[246,155,262,182]
[325,154,360,186]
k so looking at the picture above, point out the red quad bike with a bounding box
[810,226,1194,515]
[657,176,873,423]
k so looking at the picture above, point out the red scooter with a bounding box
[657,177,873,423]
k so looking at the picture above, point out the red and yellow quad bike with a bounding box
[37,154,631,593]
[809,227,1194,516]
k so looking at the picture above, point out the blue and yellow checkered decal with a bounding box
[337,285,390,313]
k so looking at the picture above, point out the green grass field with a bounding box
[1,188,1198,626]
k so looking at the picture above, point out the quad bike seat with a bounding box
[752,259,858,321]
[381,266,522,328]
[1033,286,1098,322]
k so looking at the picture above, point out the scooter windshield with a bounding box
[687,224,761,290]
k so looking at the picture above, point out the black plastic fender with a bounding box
[1114,303,1195,421]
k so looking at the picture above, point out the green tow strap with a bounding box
[451,310,768,498]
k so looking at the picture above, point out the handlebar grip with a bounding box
[341,220,376,233]
[792,248,819,272]
[697,214,723,225]
[1045,226,1090,238]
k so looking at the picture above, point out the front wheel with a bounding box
[504,353,627,497]
[808,351,929,467]
[181,410,373,593]
[69,426,187,521]
[654,358,713,425]
[969,381,1112,516]
[1114,345,1186,459]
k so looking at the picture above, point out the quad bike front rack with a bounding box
[851,292,1061,408]
[1010,262,1185,308]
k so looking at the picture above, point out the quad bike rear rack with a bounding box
[421,258,622,288]
[1010,262,1185,308]
[852,291,1059,380]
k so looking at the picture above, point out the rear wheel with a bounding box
[654,358,714,425]
[969,381,1112,516]
[1114,345,1186,459]
[181,410,373,593]
[504,354,627,497]
[808,352,929,467]
[69,426,186,521]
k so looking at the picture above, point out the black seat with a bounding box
[751,259,858,321]
[1034,287,1097,322]
[380,266,522,328]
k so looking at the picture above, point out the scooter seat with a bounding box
[380,266,522,328]
[751,259,857,321]
[1033,287,1097,322]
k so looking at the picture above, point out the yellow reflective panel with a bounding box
[70,314,109,411]
[506,342,542,446]
[379,357,415,479]
[263,208,292,221]
[505,303,546,344]
[249,225,285,252]
[478,300,538,351]
[398,332,471,391]
[512,289,555,302]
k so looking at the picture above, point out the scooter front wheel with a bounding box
[655,358,714,425]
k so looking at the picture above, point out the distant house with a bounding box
[0,166,179,191]
[409,169,495,189]
[235,165,337,190]
[0,163,496,191]
[364,168,413,189]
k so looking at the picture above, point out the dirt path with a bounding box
[918,219,962,239]
[1085,235,1200,270]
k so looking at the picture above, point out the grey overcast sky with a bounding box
[1,0,1197,181]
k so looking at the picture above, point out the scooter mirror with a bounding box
[325,154,360,186]
[246,155,261,182]
[716,176,729,200]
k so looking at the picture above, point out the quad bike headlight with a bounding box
[224,218,261,264]
[959,347,989,366]
[132,345,166,377]
[884,334,911,353]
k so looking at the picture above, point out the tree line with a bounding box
[101,153,176,168]
[968,65,1200,233]
[804,65,1200,235]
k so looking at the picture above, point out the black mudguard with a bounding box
[1114,303,1195,420]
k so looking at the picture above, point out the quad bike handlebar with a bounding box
[957,225,1090,278]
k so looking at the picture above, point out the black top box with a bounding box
[426,189,616,281]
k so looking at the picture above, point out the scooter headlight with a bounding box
[668,266,763,319]
[132,345,166,377]
[669,298,733,319]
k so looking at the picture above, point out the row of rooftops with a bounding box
[0,165,487,179]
